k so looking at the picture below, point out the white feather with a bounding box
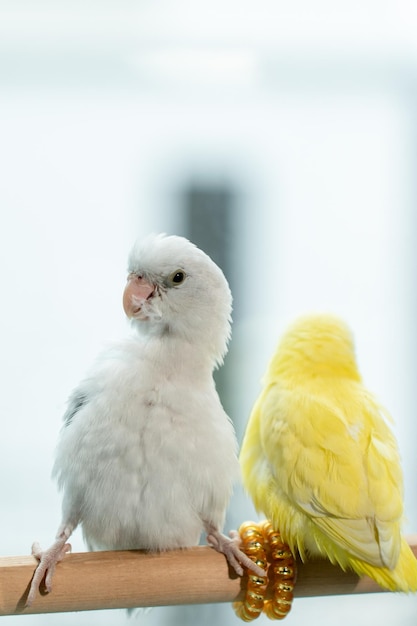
[53,233,238,552]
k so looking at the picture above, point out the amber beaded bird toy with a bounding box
[233,520,296,621]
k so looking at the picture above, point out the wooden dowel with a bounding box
[1,537,416,616]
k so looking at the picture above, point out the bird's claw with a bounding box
[206,528,266,578]
[25,538,71,607]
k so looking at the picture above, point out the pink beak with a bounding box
[123,274,155,318]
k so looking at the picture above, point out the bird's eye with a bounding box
[168,270,186,286]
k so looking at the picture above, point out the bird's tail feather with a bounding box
[347,538,417,592]
[127,606,153,619]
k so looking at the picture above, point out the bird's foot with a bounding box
[26,536,71,607]
[206,527,266,578]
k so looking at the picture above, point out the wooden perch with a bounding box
[1,537,416,616]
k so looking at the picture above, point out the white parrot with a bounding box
[27,233,263,606]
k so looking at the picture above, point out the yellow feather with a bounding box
[240,314,417,592]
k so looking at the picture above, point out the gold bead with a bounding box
[233,520,296,622]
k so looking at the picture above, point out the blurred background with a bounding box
[0,0,416,624]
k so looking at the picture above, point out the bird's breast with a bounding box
[56,367,237,551]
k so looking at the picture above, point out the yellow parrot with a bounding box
[240,314,417,591]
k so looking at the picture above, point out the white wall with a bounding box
[0,2,416,624]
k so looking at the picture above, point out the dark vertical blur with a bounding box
[179,181,237,418]
[182,183,235,285]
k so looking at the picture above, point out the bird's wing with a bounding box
[62,387,91,427]
[259,384,403,568]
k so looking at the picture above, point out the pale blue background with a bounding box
[0,1,416,624]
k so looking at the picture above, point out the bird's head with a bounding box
[268,314,361,382]
[123,233,232,367]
